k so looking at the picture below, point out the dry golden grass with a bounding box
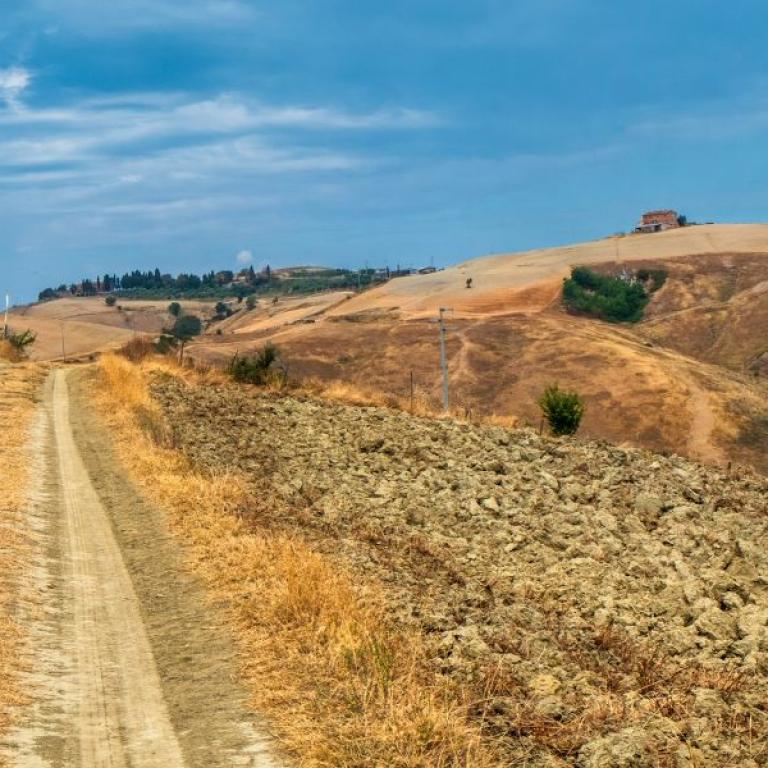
[95,354,505,768]
[0,340,23,363]
[285,377,518,429]
[0,363,47,745]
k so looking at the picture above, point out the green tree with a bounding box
[168,301,182,317]
[38,288,58,302]
[538,384,585,437]
[105,295,117,306]
[170,315,202,363]
[214,301,230,318]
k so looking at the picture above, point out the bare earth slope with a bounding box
[152,373,768,767]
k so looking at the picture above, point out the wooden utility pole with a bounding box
[2,294,9,338]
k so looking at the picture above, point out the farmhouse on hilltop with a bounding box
[635,209,684,233]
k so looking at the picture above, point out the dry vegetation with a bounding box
[300,377,518,429]
[95,353,504,768]
[0,363,47,746]
[97,353,768,766]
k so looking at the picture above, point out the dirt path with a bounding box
[684,377,727,466]
[2,368,281,767]
[54,369,186,766]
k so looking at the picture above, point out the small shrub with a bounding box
[168,301,182,317]
[6,329,36,359]
[105,295,117,306]
[538,384,584,436]
[155,334,178,355]
[118,336,156,362]
[228,343,281,385]
[215,300,231,318]
[246,295,258,310]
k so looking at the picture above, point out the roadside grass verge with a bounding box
[0,364,47,744]
[95,353,505,768]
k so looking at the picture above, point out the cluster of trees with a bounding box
[38,263,393,303]
[38,265,278,302]
[562,266,666,323]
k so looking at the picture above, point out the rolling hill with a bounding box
[192,224,768,473]
[9,224,768,472]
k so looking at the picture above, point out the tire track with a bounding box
[52,369,186,766]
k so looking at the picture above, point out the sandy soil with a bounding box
[1,368,281,767]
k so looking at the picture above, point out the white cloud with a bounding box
[0,93,438,135]
[236,249,253,264]
[0,67,31,109]
[0,87,435,244]
[0,90,432,181]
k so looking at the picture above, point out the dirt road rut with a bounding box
[54,369,185,766]
[2,368,280,767]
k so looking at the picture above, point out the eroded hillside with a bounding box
[150,371,768,767]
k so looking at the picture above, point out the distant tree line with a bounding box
[37,263,389,302]
[38,265,276,302]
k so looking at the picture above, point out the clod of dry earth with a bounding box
[150,369,768,767]
[1,367,281,767]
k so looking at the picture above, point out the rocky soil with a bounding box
[151,374,768,767]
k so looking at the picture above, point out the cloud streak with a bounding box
[0,67,31,109]
[0,90,437,173]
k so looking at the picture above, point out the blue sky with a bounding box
[2,1,768,301]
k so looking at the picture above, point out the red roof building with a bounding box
[636,210,681,233]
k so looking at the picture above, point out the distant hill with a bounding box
[193,224,768,474]
[14,224,768,473]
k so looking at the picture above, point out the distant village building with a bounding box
[635,210,683,233]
